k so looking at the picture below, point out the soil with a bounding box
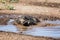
[0,31,59,40]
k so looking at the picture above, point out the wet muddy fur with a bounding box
[16,15,40,26]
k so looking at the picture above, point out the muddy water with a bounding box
[0,25,19,33]
[0,19,19,33]
[23,26,60,38]
[0,15,60,39]
[44,20,60,24]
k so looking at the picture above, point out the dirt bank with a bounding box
[0,31,59,40]
[0,2,60,16]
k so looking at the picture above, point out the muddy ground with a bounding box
[0,14,60,30]
[0,14,60,40]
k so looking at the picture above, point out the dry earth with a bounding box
[0,2,60,16]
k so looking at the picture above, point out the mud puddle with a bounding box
[0,14,60,38]
[0,25,19,33]
[0,19,19,33]
[44,20,60,24]
[23,26,60,38]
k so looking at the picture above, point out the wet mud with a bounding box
[0,14,60,39]
[0,14,60,26]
